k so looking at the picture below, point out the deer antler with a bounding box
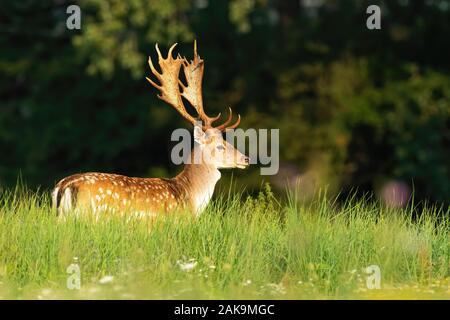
[146,41,241,131]
[146,43,197,125]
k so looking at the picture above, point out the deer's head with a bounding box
[192,125,249,169]
[146,41,249,170]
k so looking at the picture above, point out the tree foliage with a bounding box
[0,0,449,203]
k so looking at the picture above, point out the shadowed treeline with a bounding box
[0,0,449,204]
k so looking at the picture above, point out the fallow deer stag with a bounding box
[52,42,249,216]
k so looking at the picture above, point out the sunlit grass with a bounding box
[0,184,448,299]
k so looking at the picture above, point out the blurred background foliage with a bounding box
[0,0,449,204]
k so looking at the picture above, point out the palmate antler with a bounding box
[146,41,240,131]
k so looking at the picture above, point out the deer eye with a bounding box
[216,145,225,151]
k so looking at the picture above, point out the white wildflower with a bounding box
[98,275,114,284]
[177,259,197,272]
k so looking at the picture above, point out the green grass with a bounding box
[0,185,448,299]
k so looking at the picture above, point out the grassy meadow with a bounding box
[0,185,448,300]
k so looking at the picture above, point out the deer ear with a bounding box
[193,124,206,145]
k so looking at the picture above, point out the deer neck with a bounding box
[173,154,221,214]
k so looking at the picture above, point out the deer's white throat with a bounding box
[176,162,221,215]
[192,168,221,214]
